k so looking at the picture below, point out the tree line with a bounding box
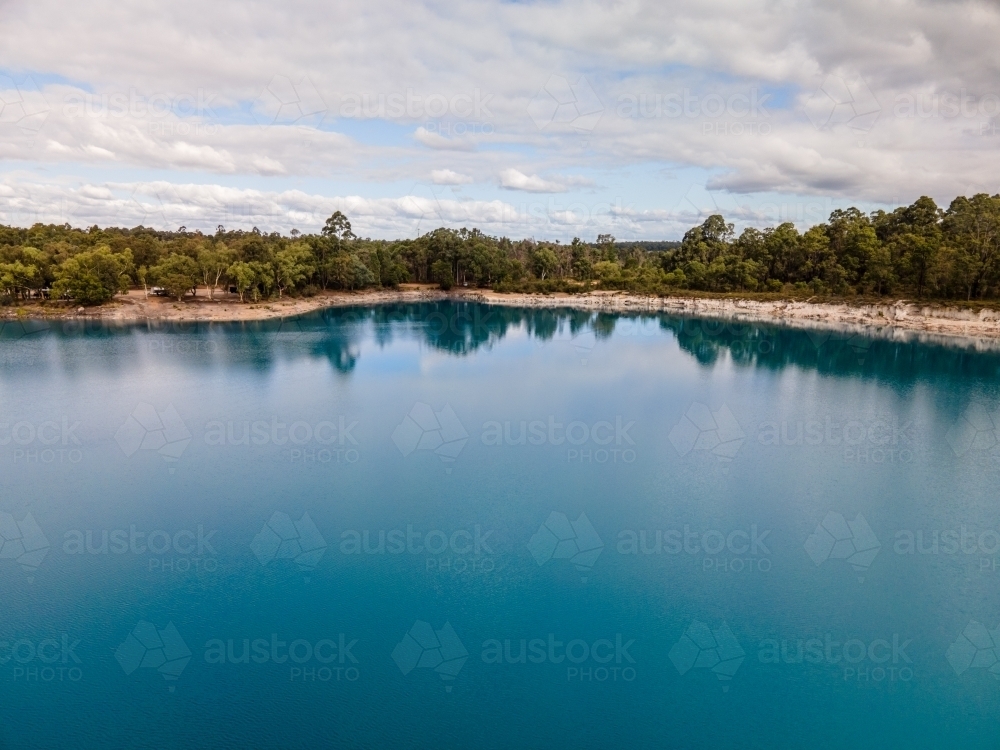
[1,193,1000,305]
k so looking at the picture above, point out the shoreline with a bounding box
[7,288,1000,349]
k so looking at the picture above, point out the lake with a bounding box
[0,301,998,748]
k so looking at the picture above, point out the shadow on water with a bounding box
[1,302,999,386]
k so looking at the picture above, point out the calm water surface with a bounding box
[0,302,998,748]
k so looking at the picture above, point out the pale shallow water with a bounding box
[0,302,998,749]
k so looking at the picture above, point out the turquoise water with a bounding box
[0,302,999,748]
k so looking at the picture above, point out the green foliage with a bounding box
[227,261,257,302]
[10,197,1000,306]
[150,253,200,301]
[198,245,237,299]
[0,261,41,299]
[530,247,559,280]
[431,259,454,290]
[52,246,132,305]
[274,242,316,296]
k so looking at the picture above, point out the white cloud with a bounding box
[498,168,593,193]
[0,174,670,240]
[414,127,474,151]
[430,169,473,185]
[1,0,1000,235]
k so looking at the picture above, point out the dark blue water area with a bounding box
[0,302,998,748]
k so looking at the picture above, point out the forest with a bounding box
[0,193,999,305]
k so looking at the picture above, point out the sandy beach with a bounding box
[7,286,1000,349]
